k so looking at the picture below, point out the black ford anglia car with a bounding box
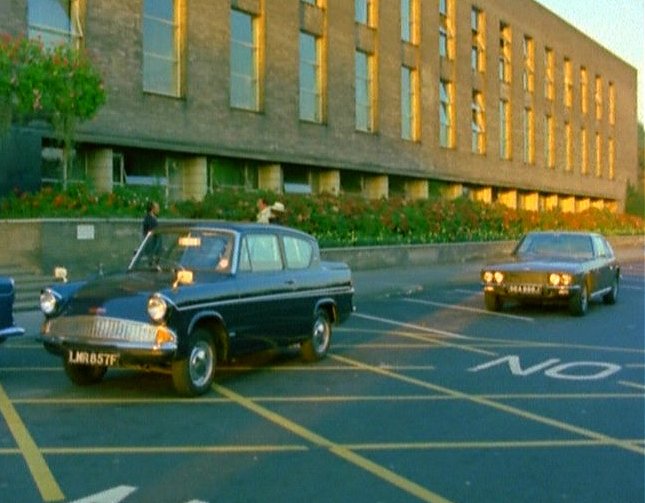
[40,222,354,396]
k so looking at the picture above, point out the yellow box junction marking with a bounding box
[0,384,64,501]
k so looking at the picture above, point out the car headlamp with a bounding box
[40,289,58,315]
[549,273,573,287]
[493,271,504,284]
[147,294,168,323]
[483,271,494,283]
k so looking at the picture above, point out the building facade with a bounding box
[0,0,638,211]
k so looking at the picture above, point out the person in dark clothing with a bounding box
[142,201,159,237]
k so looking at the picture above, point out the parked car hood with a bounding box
[486,256,586,273]
[58,271,231,320]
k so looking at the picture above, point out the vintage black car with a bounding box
[0,276,25,344]
[40,223,354,396]
[481,231,620,316]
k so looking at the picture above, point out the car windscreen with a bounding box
[131,229,234,272]
[515,234,594,260]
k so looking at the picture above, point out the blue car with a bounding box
[0,276,25,344]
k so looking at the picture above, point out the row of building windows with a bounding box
[28,0,617,180]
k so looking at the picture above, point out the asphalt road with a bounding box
[1,253,643,503]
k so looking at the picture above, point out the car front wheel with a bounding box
[172,329,216,397]
[63,360,107,386]
[301,309,332,362]
[569,282,589,316]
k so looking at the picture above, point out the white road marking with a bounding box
[403,298,535,322]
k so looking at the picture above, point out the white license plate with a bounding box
[508,284,542,295]
[67,350,119,367]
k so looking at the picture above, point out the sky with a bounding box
[534,0,644,123]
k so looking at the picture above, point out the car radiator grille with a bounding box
[47,316,158,344]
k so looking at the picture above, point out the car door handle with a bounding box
[285,279,296,286]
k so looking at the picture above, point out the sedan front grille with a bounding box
[46,316,159,344]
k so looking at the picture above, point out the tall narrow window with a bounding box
[299,32,322,123]
[401,0,418,44]
[565,121,573,171]
[595,75,603,120]
[143,0,182,96]
[499,99,511,160]
[401,66,419,141]
[544,48,555,100]
[472,90,486,154]
[580,127,588,175]
[595,133,602,177]
[523,107,534,164]
[28,0,82,48]
[608,137,615,179]
[471,7,485,72]
[355,0,376,26]
[523,36,534,93]
[544,114,555,168]
[230,9,260,111]
[563,58,573,108]
[580,66,588,114]
[608,82,615,125]
[498,22,511,84]
[439,80,455,148]
[439,0,455,60]
[355,50,374,132]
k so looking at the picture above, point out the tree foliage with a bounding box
[0,35,106,184]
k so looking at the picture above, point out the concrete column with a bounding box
[591,199,604,210]
[316,170,340,195]
[575,198,590,212]
[541,194,558,211]
[472,187,492,204]
[258,164,283,193]
[498,190,518,209]
[181,156,207,201]
[559,196,575,213]
[363,175,388,200]
[442,183,463,200]
[405,179,428,200]
[86,148,113,193]
[521,192,539,211]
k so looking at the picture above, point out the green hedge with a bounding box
[1,185,643,247]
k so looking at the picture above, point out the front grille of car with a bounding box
[503,271,545,284]
[46,316,158,344]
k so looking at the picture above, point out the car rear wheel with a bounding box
[172,329,216,397]
[484,292,502,312]
[602,275,619,305]
[569,282,589,316]
[63,361,107,386]
[301,309,331,362]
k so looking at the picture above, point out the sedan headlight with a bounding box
[549,273,573,287]
[40,289,58,315]
[483,271,504,284]
[147,294,167,323]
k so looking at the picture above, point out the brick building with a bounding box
[0,0,638,211]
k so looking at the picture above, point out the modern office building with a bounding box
[0,0,638,212]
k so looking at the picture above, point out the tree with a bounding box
[0,35,106,187]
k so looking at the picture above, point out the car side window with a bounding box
[592,236,609,258]
[283,236,313,269]
[240,234,283,272]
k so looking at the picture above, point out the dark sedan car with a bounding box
[40,222,354,396]
[481,231,620,316]
[0,276,25,344]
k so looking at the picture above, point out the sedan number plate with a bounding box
[68,350,119,367]
[508,284,542,295]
